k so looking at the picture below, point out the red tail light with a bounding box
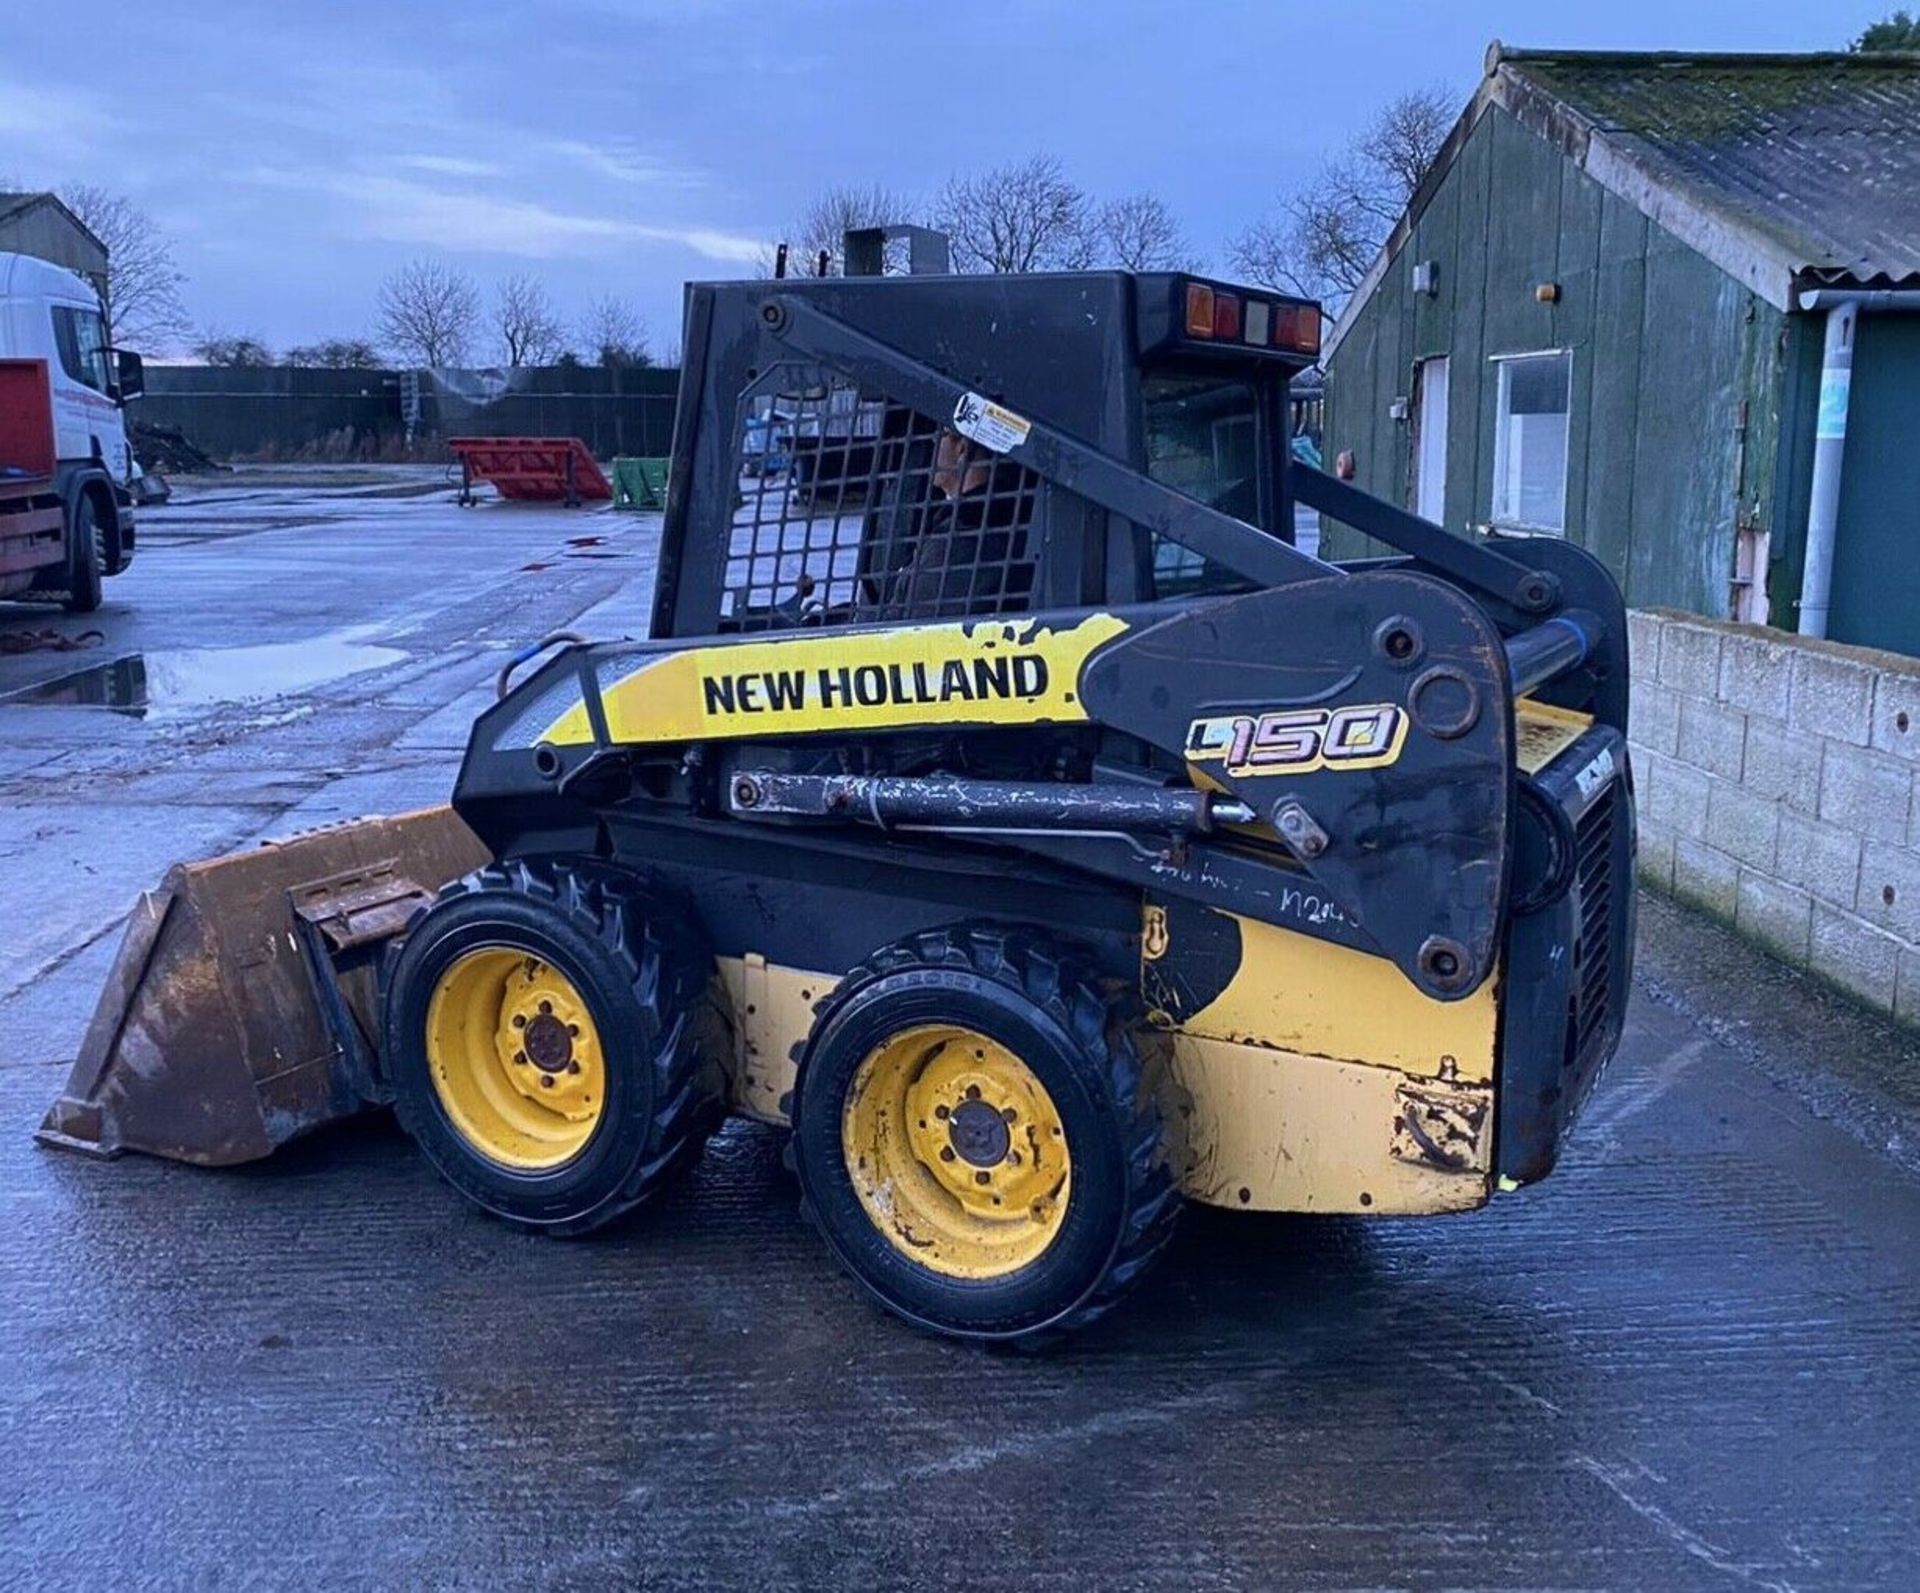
[1273,303,1322,356]
[1213,293,1242,340]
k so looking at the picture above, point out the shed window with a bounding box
[1491,351,1570,533]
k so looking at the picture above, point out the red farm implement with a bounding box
[449,437,612,508]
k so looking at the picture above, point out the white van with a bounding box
[0,250,142,610]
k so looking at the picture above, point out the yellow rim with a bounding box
[841,1024,1070,1279]
[424,947,607,1170]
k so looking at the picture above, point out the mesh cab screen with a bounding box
[722,375,1040,631]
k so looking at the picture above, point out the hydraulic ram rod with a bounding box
[726,772,1254,834]
[1504,609,1602,697]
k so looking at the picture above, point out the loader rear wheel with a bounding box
[383,859,724,1236]
[792,925,1179,1344]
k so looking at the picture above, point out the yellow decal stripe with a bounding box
[541,613,1129,747]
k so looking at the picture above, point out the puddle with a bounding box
[2,636,406,719]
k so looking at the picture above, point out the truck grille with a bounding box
[1570,779,1619,1061]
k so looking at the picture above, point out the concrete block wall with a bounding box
[1629,609,1920,1025]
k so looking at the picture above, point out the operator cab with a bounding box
[656,271,1323,642]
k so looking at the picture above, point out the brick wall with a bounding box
[1629,609,1920,1024]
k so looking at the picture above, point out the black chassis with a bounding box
[450,272,1635,1181]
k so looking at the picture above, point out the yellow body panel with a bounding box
[1514,696,1594,774]
[1166,1033,1492,1213]
[715,954,826,1123]
[1158,911,1498,1084]
[541,613,1130,746]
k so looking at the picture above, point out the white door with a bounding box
[1414,356,1449,524]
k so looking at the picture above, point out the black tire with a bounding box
[63,494,104,614]
[791,924,1180,1345]
[382,858,725,1236]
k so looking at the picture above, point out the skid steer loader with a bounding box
[40,269,1634,1344]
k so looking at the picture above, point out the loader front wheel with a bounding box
[384,859,723,1236]
[792,925,1180,1344]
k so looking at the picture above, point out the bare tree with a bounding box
[376,259,480,366]
[1092,193,1196,272]
[765,182,917,276]
[58,184,191,352]
[494,273,567,366]
[934,155,1093,274]
[282,337,381,368]
[192,328,276,367]
[1229,86,1455,312]
[580,294,651,367]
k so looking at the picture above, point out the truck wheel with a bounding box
[791,924,1180,1344]
[63,494,104,614]
[383,859,725,1236]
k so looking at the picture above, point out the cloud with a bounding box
[395,154,507,178]
[245,164,763,262]
[544,138,700,187]
[0,78,115,167]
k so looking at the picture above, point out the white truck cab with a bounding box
[0,250,143,607]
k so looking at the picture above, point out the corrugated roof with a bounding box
[1503,49,1920,292]
[1326,47,1920,356]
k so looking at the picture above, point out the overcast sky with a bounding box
[0,0,1892,360]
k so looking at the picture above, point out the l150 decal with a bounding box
[1185,703,1409,778]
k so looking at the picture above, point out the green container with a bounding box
[610,456,670,510]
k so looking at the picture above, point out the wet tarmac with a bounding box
[1,469,1915,1589]
[1,634,406,717]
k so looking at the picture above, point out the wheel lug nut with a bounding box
[539,1000,553,1015]
[514,1051,527,1065]
[567,1061,581,1075]
[1001,1106,1017,1123]
[939,1147,955,1162]
[973,1170,991,1186]
[934,1105,949,1120]
[567,1023,580,1037]
[965,1085,981,1101]
[512,1014,527,1029]
[539,1074,555,1089]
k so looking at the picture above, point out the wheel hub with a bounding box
[523,1012,573,1073]
[947,1098,1011,1167]
[841,1024,1072,1279]
[424,948,607,1170]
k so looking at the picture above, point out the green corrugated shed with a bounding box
[1322,45,1920,655]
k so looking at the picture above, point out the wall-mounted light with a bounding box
[1534,282,1561,304]
[1388,397,1410,422]
[1412,261,1439,298]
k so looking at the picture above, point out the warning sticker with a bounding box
[952,392,1032,454]
[1574,745,1616,802]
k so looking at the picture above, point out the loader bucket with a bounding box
[37,807,490,1166]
